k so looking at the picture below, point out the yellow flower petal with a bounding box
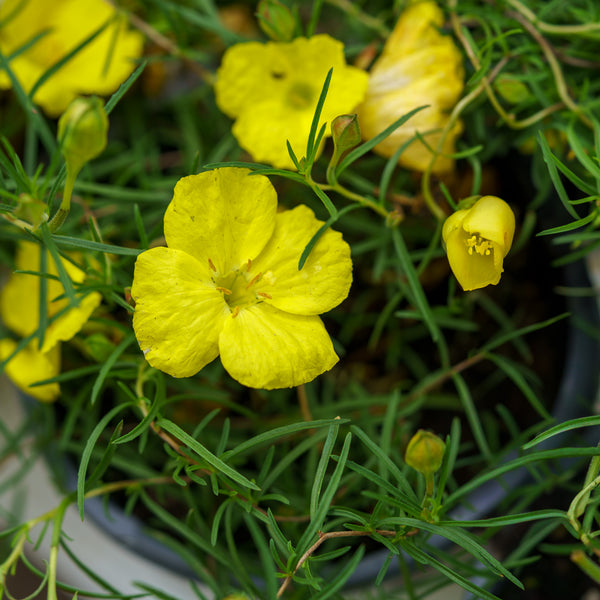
[132,247,229,378]
[356,1,464,173]
[442,196,515,291]
[0,241,100,351]
[164,168,277,274]
[252,205,352,315]
[41,291,102,353]
[0,0,144,116]
[215,35,368,169]
[0,339,60,402]
[219,303,339,389]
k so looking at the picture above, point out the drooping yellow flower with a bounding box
[131,167,353,389]
[442,196,515,291]
[0,241,102,400]
[214,35,369,169]
[1,241,102,352]
[0,340,60,402]
[0,0,144,116]
[356,1,464,173]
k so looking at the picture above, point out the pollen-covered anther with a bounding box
[208,258,217,272]
[257,292,272,299]
[466,234,493,256]
[246,272,263,289]
[246,258,252,272]
[231,306,240,318]
[216,286,232,295]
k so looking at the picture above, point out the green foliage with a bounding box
[1,0,600,599]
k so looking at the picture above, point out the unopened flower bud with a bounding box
[14,193,48,229]
[494,75,530,105]
[256,0,296,42]
[405,430,445,476]
[331,114,361,156]
[82,333,117,363]
[57,96,108,177]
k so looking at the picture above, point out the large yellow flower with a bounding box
[131,167,353,389]
[0,0,144,116]
[442,196,515,291]
[356,1,464,173]
[0,241,102,400]
[214,35,369,169]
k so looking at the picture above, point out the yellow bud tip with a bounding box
[405,429,446,476]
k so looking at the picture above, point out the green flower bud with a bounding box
[14,193,48,229]
[256,0,296,42]
[57,96,108,177]
[331,114,361,156]
[494,75,530,105]
[81,333,117,363]
[405,430,445,476]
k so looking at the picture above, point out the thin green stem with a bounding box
[47,166,76,233]
[505,0,600,36]
[317,180,401,224]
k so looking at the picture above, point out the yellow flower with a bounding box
[131,167,353,389]
[0,340,60,403]
[214,35,369,169]
[1,241,102,352]
[442,196,515,291]
[0,0,144,116]
[0,241,102,400]
[356,1,464,173]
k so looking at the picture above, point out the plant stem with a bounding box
[276,528,404,597]
[47,166,76,233]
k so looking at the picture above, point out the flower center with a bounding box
[465,234,493,256]
[286,82,314,110]
[210,259,271,316]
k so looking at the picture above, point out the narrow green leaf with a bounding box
[486,352,550,420]
[105,61,147,115]
[537,210,596,236]
[221,418,348,461]
[296,432,352,557]
[306,69,333,163]
[310,421,341,518]
[446,447,600,507]
[52,234,141,256]
[350,425,417,501]
[156,418,260,490]
[482,313,569,354]
[391,227,441,343]
[39,225,77,306]
[337,106,428,176]
[523,415,600,449]
[539,132,579,219]
[439,509,567,528]
[312,546,365,600]
[91,333,136,405]
[77,402,135,519]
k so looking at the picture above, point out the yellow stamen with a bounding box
[257,292,272,299]
[246,258,252,272]
[216,286,232,295]
[208,258,217,272]
[231,306,240,318]
[466,234,493,256]
[246,272,263,289]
